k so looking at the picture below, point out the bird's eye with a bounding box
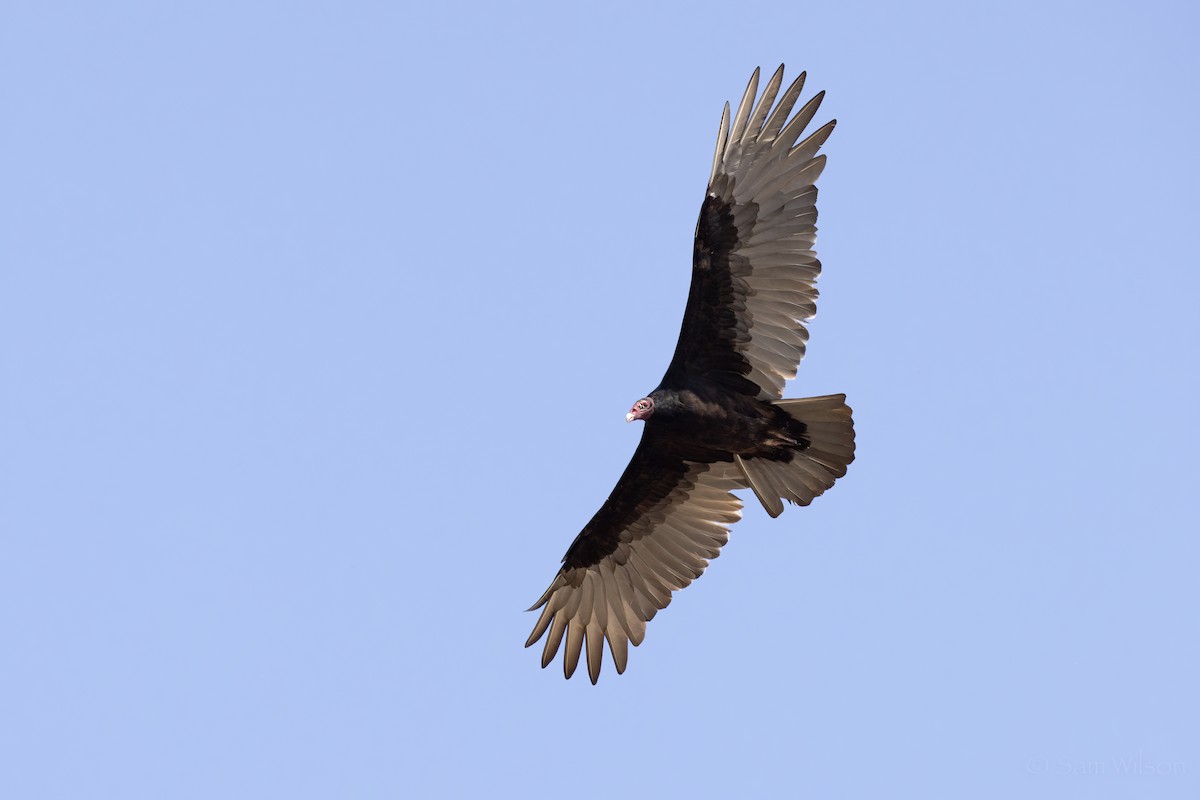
[637,401,649,410]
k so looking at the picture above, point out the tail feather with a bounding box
[735,393,855,518]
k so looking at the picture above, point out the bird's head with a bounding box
[626,396,655,423]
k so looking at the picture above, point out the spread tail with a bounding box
[735,393,855,518]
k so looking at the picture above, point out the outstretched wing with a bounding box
[526,430,744,683]
[664,66,834,399]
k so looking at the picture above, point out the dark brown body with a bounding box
[645,386,811,462]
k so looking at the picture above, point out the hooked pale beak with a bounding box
[625,412,636,422]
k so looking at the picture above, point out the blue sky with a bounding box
[2,1,1198,797]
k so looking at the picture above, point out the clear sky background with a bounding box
[2,1,1198,797]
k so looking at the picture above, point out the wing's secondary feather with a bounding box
[526,440,744,683]
[667,65,834,400]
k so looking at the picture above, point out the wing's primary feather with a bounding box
[526,431,744,683]
[666,65,833,399]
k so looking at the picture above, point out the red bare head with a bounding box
[626,397,655,423]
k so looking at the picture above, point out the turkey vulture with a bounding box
[527,66,855,683]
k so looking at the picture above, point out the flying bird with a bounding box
[527,66,855,683]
